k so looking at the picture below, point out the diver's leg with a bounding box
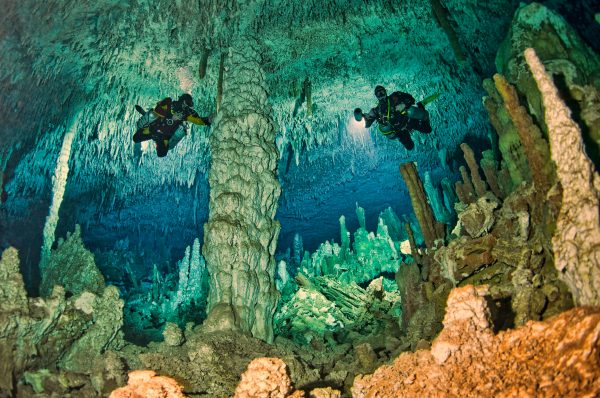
[133,127,152,143]
[156,139,169,157]
[408,117,432,134]
[397,131,415,150]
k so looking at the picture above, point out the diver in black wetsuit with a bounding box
[133,93,211,157]
[354,85,432,150]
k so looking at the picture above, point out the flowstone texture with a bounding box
[202,38,281,342]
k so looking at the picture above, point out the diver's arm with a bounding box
[186,110,211,126]
[363,107,378,128]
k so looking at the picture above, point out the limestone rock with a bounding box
[61,286,124,373]
[435,235,496,284]
[109,370,186,398]
[203,37,281,342]
[163,322,184,347]
[309,387,341,398]
[456,193,499,238]
[234,357,293,398]
[40,225,105,297]
[352,285,600,398]
[525,48,600,306]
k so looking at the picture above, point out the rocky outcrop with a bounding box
[109,370,186,398]
[40,225,105,297]
[352,285,600,398]
[234,358,296,398]
[0,247,125,397]
[202,37,281,342]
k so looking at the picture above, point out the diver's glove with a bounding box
[354,108,363,122]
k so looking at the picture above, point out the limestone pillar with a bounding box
[203,39,281,342]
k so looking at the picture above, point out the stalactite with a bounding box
[399,162,444,250]
[525,48,600,306]
[493,73,554,193]
[39,113,80,272]
[460,143,488,198]
[203,38,281,342]
[430,0,465,63]
[198,47,210,79]
[216,51,226,113]
[304,77,312,117]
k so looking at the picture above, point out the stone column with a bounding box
[203,39,281,342]
[400,162,444,250]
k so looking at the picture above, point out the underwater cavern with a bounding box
[1,0,600,396]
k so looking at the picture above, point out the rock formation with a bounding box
[0,247,125,397]
[109,370,186,398]
[203,38,282,342]
[352,285,600,398]
[525,47,600,306]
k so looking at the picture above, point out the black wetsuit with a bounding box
[363,91,432,150]
[133,97,208,157]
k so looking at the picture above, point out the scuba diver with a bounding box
[133,93,211,157]
[354,85,434,150]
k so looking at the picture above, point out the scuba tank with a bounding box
[136,109,158,130]
[405,92,441,121]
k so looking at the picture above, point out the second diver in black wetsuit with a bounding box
[354,85,433,150]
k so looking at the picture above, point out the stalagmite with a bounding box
[458,166,476,204]
[493,73,554,192]
[480,151,504,199]
[39,113,80,272]
[460,143,488,198]
[525,48,600,306]
[203,38,281,342]
[399,162,443,249]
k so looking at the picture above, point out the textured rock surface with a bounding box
[455,193,499,238]
[136,330,313,397]
[525,47,600,306]
[0,247,125,396]
[109,370,186,398]
[352,285,600,398]
[497,3,600,158]
[202,38,281,342]
[234,357,294,398]
[40,225,106,297]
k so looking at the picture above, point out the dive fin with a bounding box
[421,92,441,106]
[135,105,146,115]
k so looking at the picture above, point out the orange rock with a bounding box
[352,286,600,398]
[234,358,294,398]
[109,370,186,398]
